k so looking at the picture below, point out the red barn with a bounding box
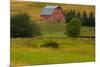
[40,5,65,22]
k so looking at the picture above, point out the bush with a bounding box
[65,17,81,37]
[40,40,59,48]
[11,13,41,37]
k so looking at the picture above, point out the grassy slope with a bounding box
[11,1,95,21]
[11,1,95,66]
[11,24,95,66]
[37,23,95,37]
[11,37,95,66]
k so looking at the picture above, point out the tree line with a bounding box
[11,10,95,38]
[64,10,95,27]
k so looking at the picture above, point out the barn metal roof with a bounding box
[41,5,59,15]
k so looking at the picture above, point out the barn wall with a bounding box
[41,15,51,22]
[41,7,65,23]
[52,7,65,22]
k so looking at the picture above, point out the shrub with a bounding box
[65,17,81,37]
[11,13,41,37]
[40,40,59,48]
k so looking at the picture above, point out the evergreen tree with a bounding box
[65,10,76,23]
[88,11,95,26]
[81,11,88,26]
[76,11,81,20]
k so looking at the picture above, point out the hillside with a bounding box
[11,1,95,66]
[11,1,95,21]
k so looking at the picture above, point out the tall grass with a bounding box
[11,37,95,66]
[10,22,95,66]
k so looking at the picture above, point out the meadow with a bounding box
[11,23,95,66]
[11,37,95,66]
[11,1,95,66]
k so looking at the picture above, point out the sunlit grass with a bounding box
[11,1,95,21]
[11,37,95,66]
[10,23,95,66]
[10,1,95,66]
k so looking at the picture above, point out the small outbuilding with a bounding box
[40,5,65,22]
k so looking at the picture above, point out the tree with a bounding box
[88,11,95,26]
[65,10,76,23]
[11,13,41,37]
[81,11,88,26]
[76,11,81,20]
[65,18,81,37]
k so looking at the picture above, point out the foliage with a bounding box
[40,40,59,48]
[76,11,81,20]
[65,18,81,37]
[88,11,95,26]
[65,10,95,27]
[81,11,95,26]
[11,13,41,37]
[81,11,88,26]
[64,10,76,23]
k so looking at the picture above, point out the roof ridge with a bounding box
[41,5,60,15]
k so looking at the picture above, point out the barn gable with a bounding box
[41,6,59,15]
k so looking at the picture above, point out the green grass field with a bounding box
[11,38,95,66]
[11,39,95,66]
[11,1,95,66]
[11,23,95,66]
[37,23,95,37]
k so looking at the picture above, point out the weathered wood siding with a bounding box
[41,7,64,22]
